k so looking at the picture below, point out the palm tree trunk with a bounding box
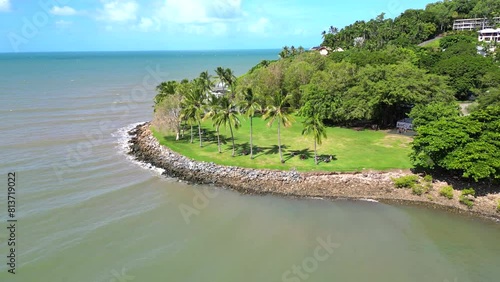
[278,121,283,163]
[217,125,221,153]
[250,117,253,159]
[229,121,235,157]
[314,139,318,165]
[198,121,202,147]
[190,125,193,143]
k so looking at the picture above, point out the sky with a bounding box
[0,0,434,52]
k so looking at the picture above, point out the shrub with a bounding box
[459,188,475,209]
[439,186,454,199]
[412,185,424,196]
[423,182,433,193]
[497,200,500,213]
[461,188,475,197]
[423,175,433,182]
[392,175,419,188]
[459,195,474,208]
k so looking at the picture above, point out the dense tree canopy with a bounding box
[411,106,500,181]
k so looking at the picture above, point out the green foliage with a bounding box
[412,184,425,196]
[408,102,461,129]
[461,188,476,197]
[423,175,433,183]
[439,35,476,51]
[392,175,419,188]
[439,186,454,199]
[433,55,493,99]
[473,88,500,111]
[459,188,476,209]
[301,113,327,165]
[321,0,496,51]
[263,91,295,163]
[154,80,179,106]
[497,200,500,213]
[411,106,500,181]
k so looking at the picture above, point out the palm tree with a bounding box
[240,88,261,159]
[181,85,205,147]
[321,30,327,39]
[263,91,294,163]
[223,68,237,98]
[198,70,213,95]
[215,67,226,92]
[204,94,223,153]
[216,96,240,157]
[302,114,327,165]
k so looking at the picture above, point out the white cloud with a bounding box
[155,0,242,24]
[0,0,11,12]
[50,6,77,16]
[55,20,73,29]
[248,17,270,35]
[98,0,138,22]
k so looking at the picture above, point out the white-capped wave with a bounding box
[112,122,165,176]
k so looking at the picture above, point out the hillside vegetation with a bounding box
[152,0,500,184]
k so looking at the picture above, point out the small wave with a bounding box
[112,122,165,176]
[360,198,379,203]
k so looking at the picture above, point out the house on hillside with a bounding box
[210,82,227,97]
[478,28,500,43]
[311,46,332,56]
[453,17,500,31]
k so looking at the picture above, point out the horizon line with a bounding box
[0,48,287,54]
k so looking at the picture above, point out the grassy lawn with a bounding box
[152,115,413,172]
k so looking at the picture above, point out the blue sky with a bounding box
[0,0,434,52]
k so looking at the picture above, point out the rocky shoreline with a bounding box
[128,122,500,221]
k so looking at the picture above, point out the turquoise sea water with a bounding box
[0,50,499,282]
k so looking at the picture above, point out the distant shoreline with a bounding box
[128,122,500,221]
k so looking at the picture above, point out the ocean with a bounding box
[0,50,499,282]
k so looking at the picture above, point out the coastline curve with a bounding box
[128,122,500,221]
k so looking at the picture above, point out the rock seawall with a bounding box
[128,122,500,221]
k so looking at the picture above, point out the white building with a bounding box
[478,28,500,43]
[453,17,500,31]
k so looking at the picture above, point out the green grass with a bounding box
[152,115,413,172]
[420,37,441,49]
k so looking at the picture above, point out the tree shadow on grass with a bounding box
[234,142,251,156]
[252,144,288,159]
[316,154,338,164]
[284,148,313,162]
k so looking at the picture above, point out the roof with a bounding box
[478,28,500,33]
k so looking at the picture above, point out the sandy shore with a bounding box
[128,122,500,221]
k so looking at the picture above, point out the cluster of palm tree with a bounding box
[163,67,328,164]
[279,46,306,59]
